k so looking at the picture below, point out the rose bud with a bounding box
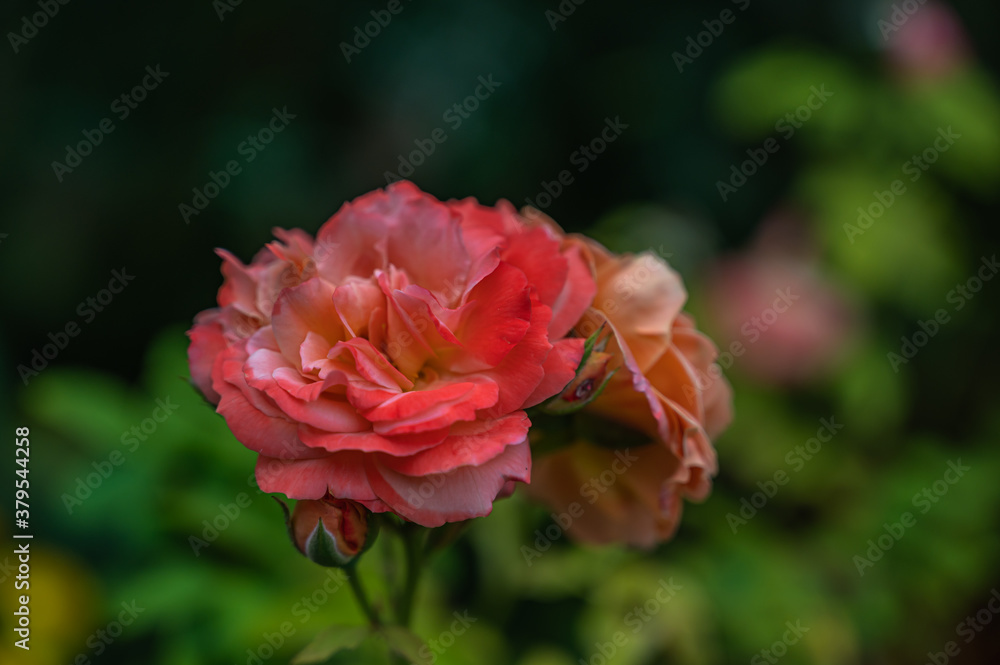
[544,349,614,414]
[290,497,378,568]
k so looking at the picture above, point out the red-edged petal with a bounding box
[213,345,318,459]
[187,311,227,404]
[364,439,531,527]
[500,225,568,307]
[299,425,450,456]
[244,347,369,433]
[329,337,412,391]
[376,413,529,476]
[454,261,532,368]
[363,379,499,436]
[255,451,380,503]
[476,295,553,415]
[549,241,597,339]
[523,337,586,407]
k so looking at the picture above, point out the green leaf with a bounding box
[291,625,371,664]
[377,625,429,664]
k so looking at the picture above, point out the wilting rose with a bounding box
[290,496,376,567]
[526,233,732,547]
[188,182,596,527]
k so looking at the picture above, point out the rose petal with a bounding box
[365,438,531,526]
[376,413,529,476]
[271,278,343,368]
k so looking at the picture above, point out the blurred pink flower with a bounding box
[702,212,861,386]
[883,1,970,82]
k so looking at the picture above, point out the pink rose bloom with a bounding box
[188,182,595,526]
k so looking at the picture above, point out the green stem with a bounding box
[397,524,426,627]
[346,563,381,628]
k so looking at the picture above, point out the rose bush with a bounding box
[526,230,733,547]
[188,182,596,527]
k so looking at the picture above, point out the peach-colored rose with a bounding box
[188,182,596,527]
[526,238,732,547]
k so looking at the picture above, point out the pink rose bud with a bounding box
[290,497,377,568]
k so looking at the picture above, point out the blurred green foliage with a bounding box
[9,327,1000,664]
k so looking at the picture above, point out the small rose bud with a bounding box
[544,350,615,414]
[290,497,378,568]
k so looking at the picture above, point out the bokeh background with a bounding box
[3,0,1000,663]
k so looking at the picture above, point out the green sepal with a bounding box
[543,366,619,416]
[305,517,356,568]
